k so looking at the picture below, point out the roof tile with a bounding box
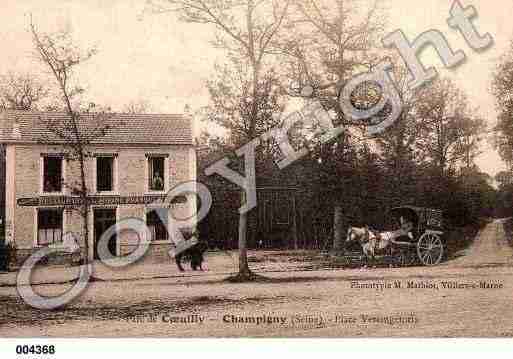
[0,110,193,145]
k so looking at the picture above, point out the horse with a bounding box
[345,226,393,266]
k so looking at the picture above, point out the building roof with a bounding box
[0,110,193,145]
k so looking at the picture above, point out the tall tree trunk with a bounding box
[79,151,90,264]
[238,214,249,272]
[238,191,251,277]
[333,205,343,252]
[292,195,298,249]
[236,0,259,279]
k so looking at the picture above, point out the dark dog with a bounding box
[175,241,208,272]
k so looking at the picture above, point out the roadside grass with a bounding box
[502,217,513,247]
[246,218,491,268]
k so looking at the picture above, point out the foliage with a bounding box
[161,0,493,252]
[491,40,513,217]
[415,78,485,174]
[0,242,17,271]
[205,58,285,147]
[492,40,513,166]
[494,171,513,218]
[155,0,292,278]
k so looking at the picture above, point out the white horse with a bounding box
[346,221,413,266]
[345,226,392,265]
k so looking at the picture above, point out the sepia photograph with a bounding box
[1,0,513,351]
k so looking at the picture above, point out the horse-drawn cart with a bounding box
[389,206,445,266]
[346,206,445,267]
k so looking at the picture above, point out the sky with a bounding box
[0,0,511,176]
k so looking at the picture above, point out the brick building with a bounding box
[0,110,196,263]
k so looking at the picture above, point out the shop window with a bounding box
[146,208,168,241]
[37,209,63,245]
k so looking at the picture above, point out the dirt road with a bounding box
[450,219,513,268]
[1,220,513,337]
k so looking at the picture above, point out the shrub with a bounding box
[0,242,17,271]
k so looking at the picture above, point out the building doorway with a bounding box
[93,208,117,260]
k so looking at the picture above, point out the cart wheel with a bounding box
[417,233,443,266]
[397,248,416,267]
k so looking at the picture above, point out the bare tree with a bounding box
[0,72,49,111]
[281,0,386,102]
[122,99,153,114]
[457,116,486,170]
[374,59,423,206]
[30,21,112,264]
[415,78,484,176]
[492,39,513,168]
[277,0,386,251]
[149,0,290,280]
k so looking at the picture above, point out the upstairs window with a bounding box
[97,156,114,192]
[37,209,63,245]
[146,208,168,241]
[148,156,165,191]
[43,156,63,193]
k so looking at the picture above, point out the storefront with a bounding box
[0,110,196,264]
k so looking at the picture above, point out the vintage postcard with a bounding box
[1,0,513,347]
